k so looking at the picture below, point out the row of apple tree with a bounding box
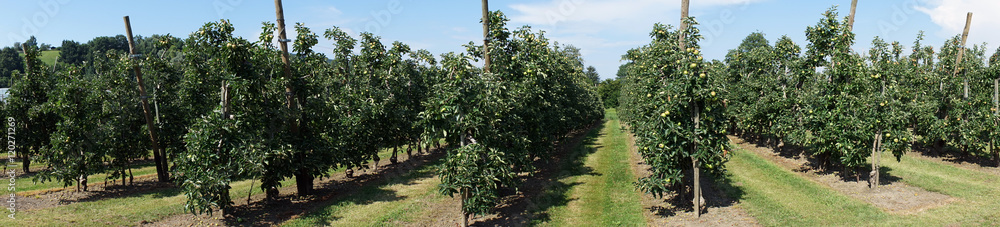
[5,11,603,216]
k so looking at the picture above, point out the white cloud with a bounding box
[328,6,344,16]
[916,0,1000,47]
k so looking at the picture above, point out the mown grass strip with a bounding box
[876,155,1000,226]
[1,147,412,226]
[17,164,159,194]
[536,109,645,226]
[720,146,888,226]
[280,157,445,227]
[726,142,1000,226]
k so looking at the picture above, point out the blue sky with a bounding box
[3,0,998,80]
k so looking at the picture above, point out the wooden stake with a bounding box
[482,0,491,74]
[955,12,972,100]
[678,0,690,51]
[848,0,858,31]
[51,55,58,73]
[21,44,32,73]
[274,0,311,196]
[274,0,297,130]
[677,0,701,218]
[994,78,998,115]
[124,16,169,183]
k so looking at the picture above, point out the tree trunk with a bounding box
[407,143,413,158]
[390,146,398,165]
[461,188,470,227]
[21,157,30,174]
[129,167,134,186]
[294,170,313,196]
[373,150,381,171]
[870,132,881,189]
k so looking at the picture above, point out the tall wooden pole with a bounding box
[956,12,972,100]
[848,0,858,31]
[482,0,491,74]
[678,0,690,51]
[459,1,491,226]
[677,0,701,218]
[274,0,310,196]
[123,16,169,182]
[21,43,32,72]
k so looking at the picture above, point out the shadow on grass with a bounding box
[63,181,179,204]
[477,120,604,226]
[912,141,1000,168]
[221,147,447,226]
[735,133,905,184]
[647,170,748,218]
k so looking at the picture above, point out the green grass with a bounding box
[18,50,60,66]
[0,146,417,226]
[536,108,645,226]
[5,160,47,172]
[281,156,446,227]
[16,163,159,194]
[876,155,1000,226]
[1,172,287,226]
[722,144,1000,226]
[282,110,647,226]
[721,148,888,226]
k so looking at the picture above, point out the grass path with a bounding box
[1,147,413,226]
[282,109,646,226]
[536,109,645,226]
[17,164,159,195]
[721,147,888,226]
[725,143,1000,226]
[281,156,447,227]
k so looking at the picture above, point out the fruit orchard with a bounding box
[3,1,1000,226]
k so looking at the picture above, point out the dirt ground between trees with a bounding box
[729,136,955,215]
[627,132,760,227]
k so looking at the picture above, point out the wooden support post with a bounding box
[677,0,702,218]
[678,0,690,51]
[994,78,998,115]
[955,12,972,100]
[124,16,169,183]
[21,44,32,73]
[274,0,311,197]
[52,55,58,73]
[482,0,491,74]
[848,0,858,31]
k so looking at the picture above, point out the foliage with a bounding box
[6,44,57,174]
[0,46,25,87]
[598,78,621,108]
[619,18,731,198]
[423,11,603,216]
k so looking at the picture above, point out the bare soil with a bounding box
[627,132,760,227]
[729,136,955,214]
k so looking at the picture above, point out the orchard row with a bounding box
[618,6,999,211]
[5,11,603,216]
